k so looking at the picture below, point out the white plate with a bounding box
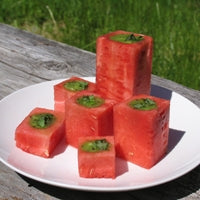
[0,77,200,192]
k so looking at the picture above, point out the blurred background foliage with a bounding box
[0,0,199,90]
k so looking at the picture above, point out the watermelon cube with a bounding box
[54,76,96,112]
[96,30,153,102]
[78,136,115,178]
[114,94,170,169]
[15,107,65,158]
[65,91,116,148]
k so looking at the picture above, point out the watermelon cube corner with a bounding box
[54,76,96,112]
[78,136,116,178]
[15,107,65,158]
[114,94,170,169]
[65,91,116,148]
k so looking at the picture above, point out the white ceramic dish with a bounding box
[0,77,200,192]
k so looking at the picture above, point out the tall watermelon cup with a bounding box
[96,30,153,102]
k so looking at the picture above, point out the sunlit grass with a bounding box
[0,0,199,90]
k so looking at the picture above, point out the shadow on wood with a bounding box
[18,164,200,200]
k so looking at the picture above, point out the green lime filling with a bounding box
[64,80,88,92]
[76,95,104,108]
[128,98,157,110]
[110,33,143,44]
[29,113,55,129]
[81,139,110,153]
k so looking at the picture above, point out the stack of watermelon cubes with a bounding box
[15,30,170,179]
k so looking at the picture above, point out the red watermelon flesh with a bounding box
[114,94,170,169]
[78,136,115,178]
[96,30,153,102]
[65,91,116,148]
[54,77,96,112]
[15,107,65,158]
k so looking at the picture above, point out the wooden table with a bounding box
[0,23,199,200]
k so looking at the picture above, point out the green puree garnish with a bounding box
[110,33,143,44]
[129,98,157,111]
[29,113,55,129]
[81,139,110,153]
[64,80,88,92]
[76,95,104,108]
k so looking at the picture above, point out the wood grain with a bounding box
[0,23,199,200]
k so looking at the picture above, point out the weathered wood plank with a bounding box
[0,23,96,81]
[0,23,199,200]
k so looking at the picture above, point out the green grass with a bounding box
[0,0,199,90]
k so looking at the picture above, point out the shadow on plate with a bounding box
[167,128,185,154]
[153,127,185,168]
[151,84,172,100]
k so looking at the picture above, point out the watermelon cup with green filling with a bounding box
[114,94,170,169]
[96,30,153,102]
[78,136,115,178]
[15,107,65,158]
[54,76,96,113]
[65,91,116,148]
